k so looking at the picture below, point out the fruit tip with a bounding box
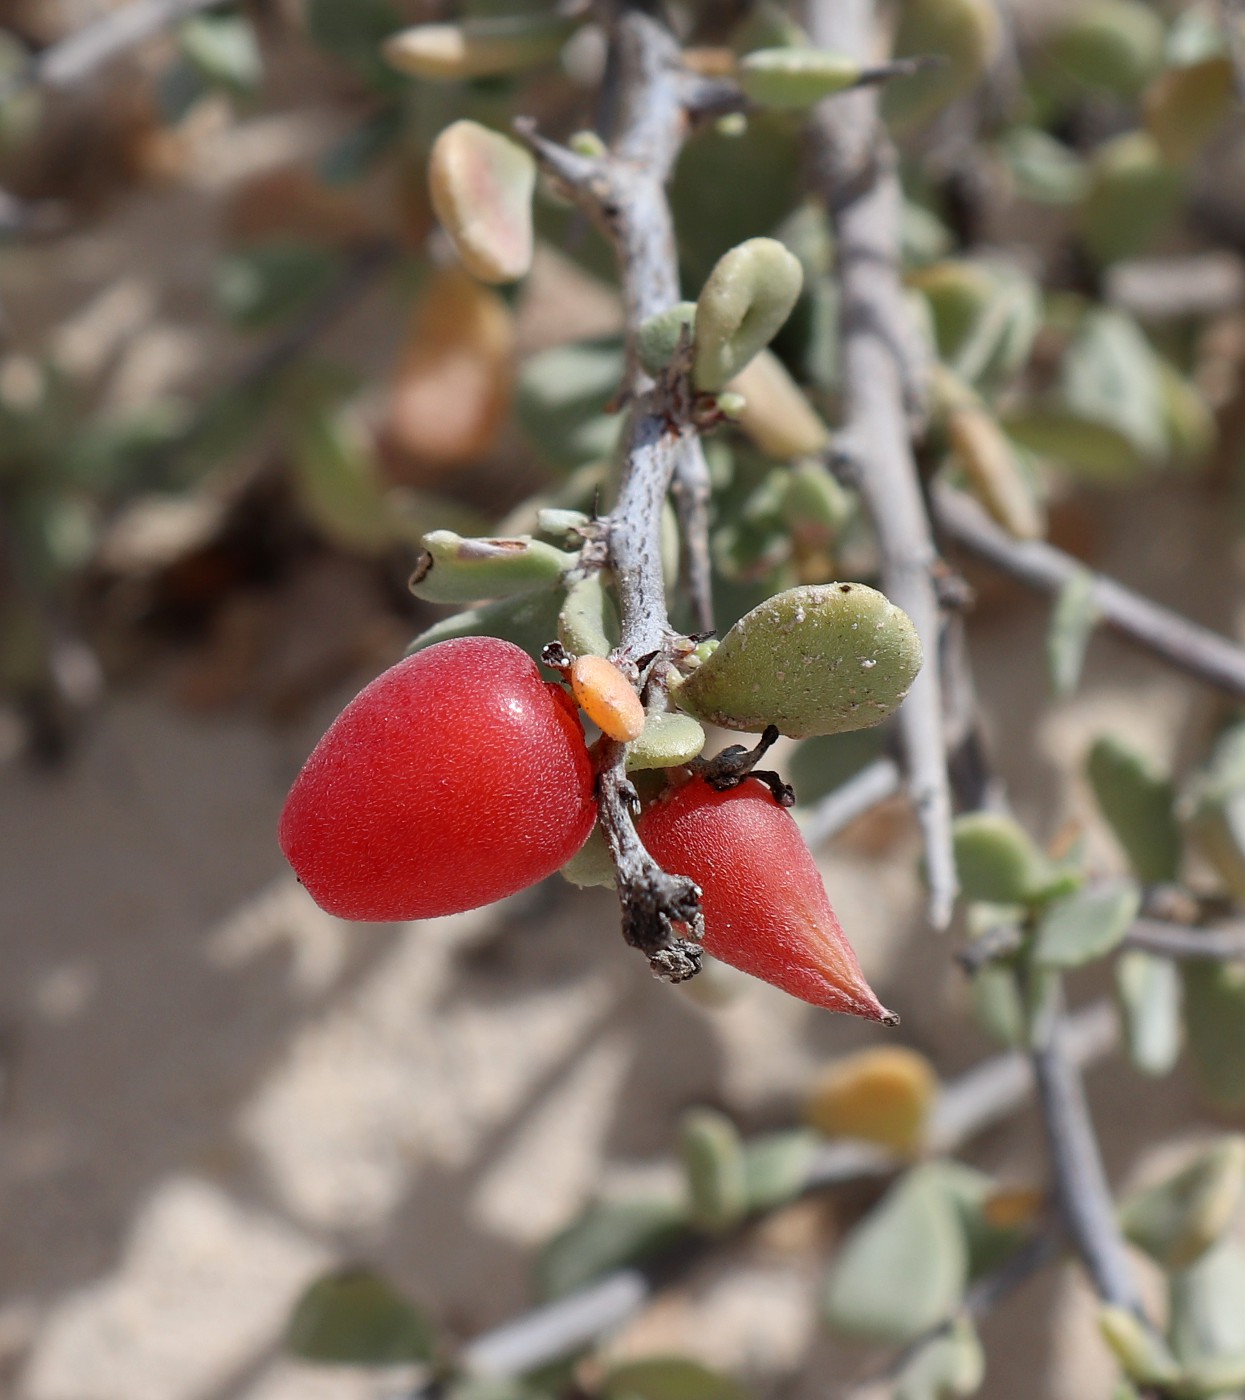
[880,1008,901,1027]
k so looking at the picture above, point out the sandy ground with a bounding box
[3,473,1245,1400]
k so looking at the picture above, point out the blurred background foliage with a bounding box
[9,0,1245,1397]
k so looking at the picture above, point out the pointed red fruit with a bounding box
[636,778,897,1022]
[279,637,596,921]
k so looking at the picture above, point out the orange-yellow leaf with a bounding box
[805,1045,937,1156]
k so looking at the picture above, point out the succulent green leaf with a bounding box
[736,47,862,108]
[997,126,1089,205]
[407,588,565,676]
[558,825,614,889]
[1120,1137,1245,1271]
[1049,0,1165,96]
[679,1107,749,1235]
[1087,735,1182,884]
[384,14,575,80]
[1175,1353,1245,1397]
[1033,880,1141,968]
[824,1165,969,1344]
[558,572,619,658]
[536,1197,690,1299]
[952,812,1051,905]
[1185,722,1245,904]
[1099,1306,1182,1387]
[883,0,999,134]
[1047,566,1099,697]
[672,583,921,738]
[782,461,852,539]
[894,1314,986,1400]
[1061,308,1170,464]
[410,531,574,604]
[728,348,831,459]
[600,1358,752,1400]
[740,1129,818,1213]
[286,1267,435,1364]
[626,712,707,772]
[291,409,404,556]
[1116,951,1182,1077]
[428,120,537,285]
[692,238,804,392]
[1170,1240,1245,1368]
[179,13,263,92]
[1158,358,1215,467]
[1004,409,1148,484]
[969,962,1026,1047]
[1183,963,1245,1108]
[637,303,697,376]
[1080,132,1184,267]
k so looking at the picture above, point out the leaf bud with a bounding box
[636,302,697,377]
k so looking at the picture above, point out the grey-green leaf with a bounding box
[1033,880,1141,968]
[952,812,1051,905]
[1116,950,1182,1077]
[894,1313,986,1400]
[600,1358,752,1400]
[626,712,707,772]
[679,1108,748,1235]
[286,1267,436,1365]
[408,588,565,677]
[1047,566,1098,697]
[410,532,574,604]
[672,583,922,738]
[1120,1137,1245,1270]
[741,1129,818,1213]
[1088,735,1182,884]
[1184,963,1245,1108]
[824,1166,969,1344]
[736,47,862,108]
[536,1197,689,1299]
[1170,1240,1245,1367]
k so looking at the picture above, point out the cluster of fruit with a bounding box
[279,634,896,1023]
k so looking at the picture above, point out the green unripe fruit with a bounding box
[671,583,922,737]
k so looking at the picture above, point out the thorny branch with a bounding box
[806,0,959,929]
[399,1003,1118,1396]
[514,4,711,977]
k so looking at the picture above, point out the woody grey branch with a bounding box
[805,0,959,929]
[514,4,711,975]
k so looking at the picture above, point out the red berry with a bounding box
[636,778,895,1022]
[279,637,597,921]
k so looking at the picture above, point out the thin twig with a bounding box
[1029,986,1145,1316]
[806,0,958,929]
[960,916,1245,972]
[1,0,228,101]
[935,486,1245,703]
[397,1001,1117,1396]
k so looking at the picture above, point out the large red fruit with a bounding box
[279,637,597,921]
[637,778,895,1022]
